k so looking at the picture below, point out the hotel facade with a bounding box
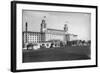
[23,17,77,48]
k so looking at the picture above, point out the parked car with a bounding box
[27,43,33,50]
[33,44,40,50]
[40,44,46,48]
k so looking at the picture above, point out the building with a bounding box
[23,16,78,49]
[66,34,78,41]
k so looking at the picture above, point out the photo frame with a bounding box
[11,1,98,72]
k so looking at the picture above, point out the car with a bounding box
[33,44,40,50]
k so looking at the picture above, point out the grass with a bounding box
[23,46,91,63]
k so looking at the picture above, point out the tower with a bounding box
[25,22,28,43]
[64,24,68,34]
[41,16,47,33]
[40,16,47,42]
[64,24,68,44]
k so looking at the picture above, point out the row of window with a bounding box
[24,33,65,39]
[24,39,41,42]
[24,37,41,40]
[24,36,41,38]
[24,33,41,36]
[24,38,41,41]
[24,33,65,38]
[24,35,41,38]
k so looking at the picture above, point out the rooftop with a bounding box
[47,28,64,32]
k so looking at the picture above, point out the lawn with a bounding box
[23,46,91,63]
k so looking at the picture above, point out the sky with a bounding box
[22,10,91,41]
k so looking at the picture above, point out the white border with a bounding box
[16,4,96,70]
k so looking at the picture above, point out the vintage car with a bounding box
[33,44,40,50]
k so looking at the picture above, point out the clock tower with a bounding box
[41,16,47,33]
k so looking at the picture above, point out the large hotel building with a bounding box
[23,16,77,48]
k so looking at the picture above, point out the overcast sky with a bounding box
[22,10,91,41]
